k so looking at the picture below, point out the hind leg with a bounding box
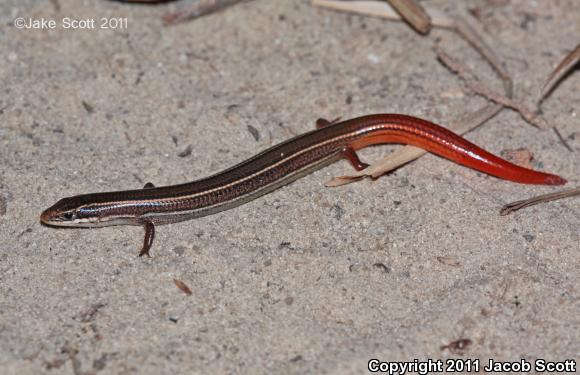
[340,146,369,171]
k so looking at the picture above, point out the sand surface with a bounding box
[1,0,579,374]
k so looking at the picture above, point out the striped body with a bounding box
[41,114,566,230]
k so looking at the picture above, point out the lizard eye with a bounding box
[63,212,74,220]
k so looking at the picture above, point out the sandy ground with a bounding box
[1,0,579,374]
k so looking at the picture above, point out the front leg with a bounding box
[137,182,157,256]
[315,117,342,129]
[139,221,155,257]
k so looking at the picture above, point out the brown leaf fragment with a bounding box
[174,279,193,296]
[386,0,431,34]
[436,256,460,267]
[500,148,534,169]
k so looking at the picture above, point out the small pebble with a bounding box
[172,246,186,256]
[523,234,535,242]
[331,204,345,220]
[247,125,260,141]
[178,145,192,158]
[367,53,380,64]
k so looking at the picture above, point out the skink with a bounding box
[40,114,566,256]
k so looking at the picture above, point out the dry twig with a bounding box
[436,48,549,129]
[540,43,580,102]
[500,187,580,216]
[163,0,247,25]
[499,43,580,216]
[552,127,574,153]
